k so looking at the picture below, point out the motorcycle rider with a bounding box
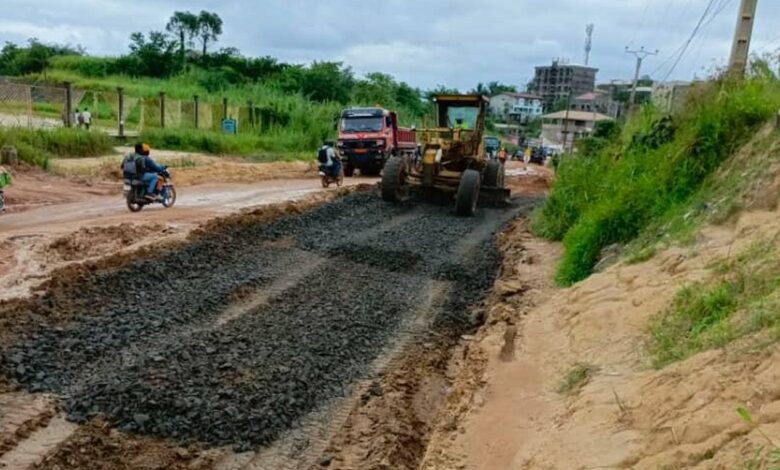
[138,144,167,201]
[317,140,341,178]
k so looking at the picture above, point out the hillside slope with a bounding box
[421,122,780,469]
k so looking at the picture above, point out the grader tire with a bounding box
[455,169,481,216]
[483,160,505,188]
[381,157,406,202]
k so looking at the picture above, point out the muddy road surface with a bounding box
[2,177,372,237]
[0,189,539,468]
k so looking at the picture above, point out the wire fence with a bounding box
[0,81,283,135]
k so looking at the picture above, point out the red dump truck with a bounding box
[337,107,417,176]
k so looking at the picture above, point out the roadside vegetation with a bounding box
[532,69,780,286]
[0,11,524,160]
[556,362,598,394]
[649,239,780,368]
[0,128,114,169]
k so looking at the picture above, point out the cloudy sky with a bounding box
[1,0,778,90]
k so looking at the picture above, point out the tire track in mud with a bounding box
[1,191,539,458]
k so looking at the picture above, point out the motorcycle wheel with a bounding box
[321,176,330,188]
[127,193,143,212]
[162,186,177,208]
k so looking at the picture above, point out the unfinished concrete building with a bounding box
[533,60,598,111]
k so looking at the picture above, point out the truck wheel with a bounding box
[483,160,505,188]
[382,157,407,202]
[344,164,354,177]
[455,169,481,216]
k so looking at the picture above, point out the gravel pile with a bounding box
[1,192,537,450]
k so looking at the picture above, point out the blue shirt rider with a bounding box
[138,143,165,200]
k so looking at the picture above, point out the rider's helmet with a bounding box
[323,140,335,147]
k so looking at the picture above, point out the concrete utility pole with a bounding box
[729,0,758,78]
[625,46,658,110]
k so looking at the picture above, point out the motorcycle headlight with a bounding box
[375,139,385,146]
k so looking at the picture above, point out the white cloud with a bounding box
[1,0,778,90]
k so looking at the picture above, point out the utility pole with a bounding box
[561,91,573,154]
[625,46,658,111]
[584,24,595,66]
[729,0,758,78]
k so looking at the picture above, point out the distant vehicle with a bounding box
[529,148,546,165]
[337,108,417,176]
[484,136,501,159]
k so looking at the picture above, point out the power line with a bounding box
[661,0,720,81]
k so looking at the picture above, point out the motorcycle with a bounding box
[319,164,344,188]
[124,169,176,212]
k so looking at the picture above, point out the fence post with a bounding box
[193,95,199,129]
[222,97,228,121]
[159,92,166,128]
[64,82,73,128]
[26,85,32,129]
[117,87,125,138]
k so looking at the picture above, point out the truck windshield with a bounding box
[341,117,383,132]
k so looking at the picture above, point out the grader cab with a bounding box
[381,94,509,215]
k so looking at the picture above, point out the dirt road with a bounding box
[0,187,541,469]
[1,178,368,237]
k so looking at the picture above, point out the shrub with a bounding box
[534,77,780,285]
[0,128,114,168]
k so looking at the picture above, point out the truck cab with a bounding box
[337,107,416,176]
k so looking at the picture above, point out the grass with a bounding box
[649,239,780,368]
[0,128,115,169]
[532,75,780,286]
[556,362,598,394]
[139,128,313,161]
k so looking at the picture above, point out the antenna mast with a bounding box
[584,24,595,65]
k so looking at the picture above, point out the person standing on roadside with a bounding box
[498,147,508,165]
[75,109,83,129]
[81,108,92,130]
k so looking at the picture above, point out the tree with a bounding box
[197,11,223,56]
[127,31,179,77]
[165,11,199,62]
[487,81,517,95]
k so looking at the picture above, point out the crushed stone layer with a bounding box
[1,191,539,454]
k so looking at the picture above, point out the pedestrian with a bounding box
[75,109,83,129]
[81,108,92,130]
[498,147,507,165]
[523,147,532,170]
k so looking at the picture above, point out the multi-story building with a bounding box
[488,92,544,123]
[532,60,598,111]
[509,93,544,123]
[571,90,623,119]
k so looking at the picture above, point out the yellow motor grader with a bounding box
[381,94,509,215]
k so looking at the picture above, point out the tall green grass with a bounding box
[533,77,780,285]
[0,128,115,168]
[139,128,312,161]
